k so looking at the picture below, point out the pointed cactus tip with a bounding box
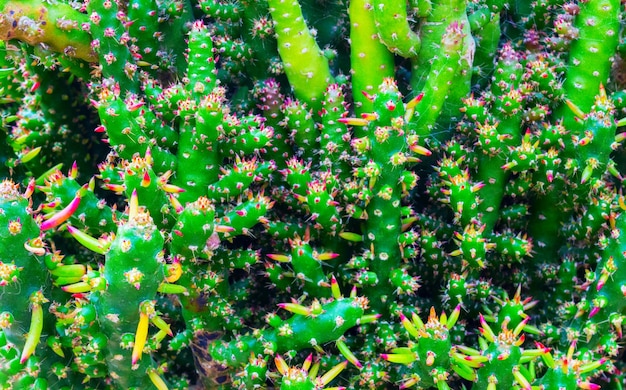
[131,311,150,365]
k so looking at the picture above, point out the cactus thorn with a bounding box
[20,293,45,364]
[330,275,341,299]
[61,281,92,293]
[336,339,362,368]
[132,310,150,365]
[277,302,310,316]
[267,253,291,262]
[566,99,586,119]
[167,194,184,214]
[147,368,169,390]
[578,382,601,390]
[274,354,289,375]
[338,117,370,126]
[320,360,348,386]
[67,225,109,254]
[361,90,375,101]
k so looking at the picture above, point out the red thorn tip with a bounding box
[127,101,145,111]
[588,306,600,319]
[141,171,151,187]
[361,91,375,101]
[406,92,425,109]
[41,194,81,231]
[94,125,106,133]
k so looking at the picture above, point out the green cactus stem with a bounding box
[371,0,420,58]
[348,0,394,117]
[267,0,334,112]
[409,21,468,140]
[0,0,96,62]
[0,179,63,387]
[91,191,168,389]
[209,294,372,370]
[409,0,474,139]
[553,0,620,133]
[87,0,140,93]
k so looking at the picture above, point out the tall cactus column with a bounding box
[348,0,395,117]
[91,192,167,389]
[267,0,334,112]
[0,179,55,388]
[343,78,427,314]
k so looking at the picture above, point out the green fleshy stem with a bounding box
[473,341,522,389]
[97,91,177,173]
[348,0,395,117]
[175,89,225,205]
[319,84,352,178]
[209,297,367,368]
[87,0,139,93]
[267,0,333,112]
[360,79,409,314]
[409,0,473,140]
[185,20,218,97]
[0,0,96,62]
[301,180,342,233]
[128,0,160,71]
[283,98,317,163]
[409,21,464,139]
[288,235,330,298]
[372,0,421,57]
[93,205,164,389]
[219,192,273,237]
[469,8,501,89]
[475,44,525,233]
[207,157,257,202]
[552,0,620,134]
[0,180,48,351]
[575,208,626,351]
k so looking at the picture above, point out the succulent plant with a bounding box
[0,0,625,389]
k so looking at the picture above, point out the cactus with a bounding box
[0,1,626,389]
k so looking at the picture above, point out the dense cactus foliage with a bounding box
[0,0,625,389]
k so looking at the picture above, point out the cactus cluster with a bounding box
[0,0,626,389]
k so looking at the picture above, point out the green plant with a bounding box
[0,0,625,389]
